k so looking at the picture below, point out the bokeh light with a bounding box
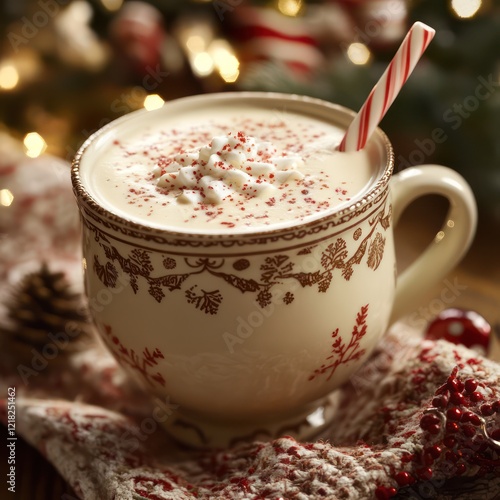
[347,43,371,66]
[23,132,47,158]
[100,0,123,11]
[0,189,14,207]
[0,64,19,90]
[192,52,214,76]
[451,0,482,19]
[143,94,165,111]
[277,0,302,17]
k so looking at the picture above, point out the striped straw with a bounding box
[339,22,435,152]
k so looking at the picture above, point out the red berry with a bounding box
[447,377,464,393]
[472,436,489,453]
[443,436,457,448]
[450,392,466,405]
[461,411,481,426]
[425,309,491,353]
[492,401,500,413]
[426,445,442,459]
[470,391,484,403]
[464,379,478,393]
[395,471,414,486]
[462,425,476,438]
[420,413,441,432]
[432,395,449,408]
[480,404,494,416]
[445,450,459,463]
[447,407,463,421]
[455,463,467,475]
[375,486,397,500]
[422,453,434,466]
[415,467,433,481]
[446,421,460,433]
[429,423,441,435]
[490,428,500,440]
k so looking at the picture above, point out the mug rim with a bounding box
[71,91,395,241]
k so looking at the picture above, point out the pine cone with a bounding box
[0,263,93,367]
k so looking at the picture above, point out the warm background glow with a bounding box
[143,94,164,111]
[0,64,19,90]
[347,43,371,66]
[451,0,482,18]
[23,132,47,158]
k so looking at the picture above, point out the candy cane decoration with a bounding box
[339,22,435,152]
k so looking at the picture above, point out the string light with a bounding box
[347,43,371,66]
[217,54,239,83]
[210,40,240,83]
[451,0,482,19]
[0,64,19,90]
[192,52,214,77]
[186,35,206,54]
[23,132,47,158]
[0,189,14,207]
[100,0,123,11]
[277,0,303,17]
[143,94,164,111]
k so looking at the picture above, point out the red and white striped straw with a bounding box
[339,22,435,152]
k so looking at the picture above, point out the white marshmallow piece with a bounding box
[177,190,203,204]
[275,170,305,183]
[224,169,253,187]
[175,166,198,188]
[210,136,228,154]
[157,172,178,187]
[200,178,232,204]
[245,161,274,176]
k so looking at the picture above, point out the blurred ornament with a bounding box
[230,5,325,79]
[344,0,409,49]
[109,1,171,76]
[305,2,356,51]
[54,1,109,71]
[425,308,491,356]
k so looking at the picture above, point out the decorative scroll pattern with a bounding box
[90,206,391,314]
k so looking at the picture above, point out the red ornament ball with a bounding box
[425,309,491,355]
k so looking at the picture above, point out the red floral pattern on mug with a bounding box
[309,304,369,382]
[101,323,166,388]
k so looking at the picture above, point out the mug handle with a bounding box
[389,165,477,322]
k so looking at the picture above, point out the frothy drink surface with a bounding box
[81,101,380,233]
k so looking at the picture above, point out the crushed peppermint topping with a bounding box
[152,132,305,205]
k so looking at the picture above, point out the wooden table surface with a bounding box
[2,195,499,499]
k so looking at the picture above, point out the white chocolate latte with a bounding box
[79,96,383,233]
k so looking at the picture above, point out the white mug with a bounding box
[72,92,477,447]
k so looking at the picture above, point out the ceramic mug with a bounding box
[71,92,477,448]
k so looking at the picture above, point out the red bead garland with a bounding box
[379,345,499,497]
[416,366,500,485]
